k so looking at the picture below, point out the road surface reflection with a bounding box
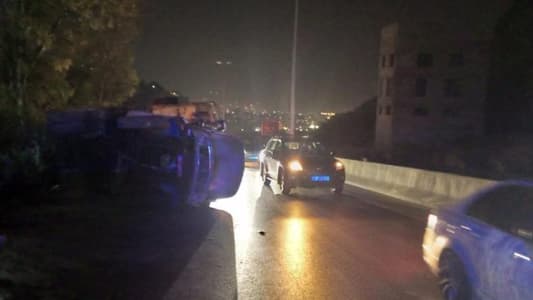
[209,169,260,262]
[283,218,308,277]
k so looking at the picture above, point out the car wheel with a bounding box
[438,251,471,300]
[279,170,291,195]
[261,163,270,186]
[334,183,344,195]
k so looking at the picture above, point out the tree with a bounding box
[125,80,173,110]
[316,97,376,148]
[67,0,139,107]
[0,0,139,147]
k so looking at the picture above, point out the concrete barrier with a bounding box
[337,158,496,208]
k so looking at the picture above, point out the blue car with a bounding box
[423,180,533,300]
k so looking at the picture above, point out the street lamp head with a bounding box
[216,61,223,65]
[226,61,232,65]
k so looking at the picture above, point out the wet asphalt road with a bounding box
[199,168,442,300]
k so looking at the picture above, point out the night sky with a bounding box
[135,0,510,113]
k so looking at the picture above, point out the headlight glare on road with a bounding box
[288,160,303,172]
[335,161,344,171]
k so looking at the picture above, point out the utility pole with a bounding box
[289,0,299,135]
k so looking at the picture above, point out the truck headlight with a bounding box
[335,161,344,171]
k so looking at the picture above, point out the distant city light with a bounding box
[151,84,156,89]
[320,112,336,120]
[216,60,232,65]
[254,127,261,132]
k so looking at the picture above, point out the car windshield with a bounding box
[241,133,265,152]
[284,140,326,154]
[243,140,263,152]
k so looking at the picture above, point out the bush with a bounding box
[0,129,54,198]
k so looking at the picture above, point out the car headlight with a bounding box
[427,214,438,230]
[335,161,344,171]
[288,160,303,172]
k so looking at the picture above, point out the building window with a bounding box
[382,78,387,97]
[413,107,429,116]
[415,77,427,97]
[385,78,392,97]
[385,105,392,115]
[449,53,464,67]
[389,54,395,67]
[381,55,387,68]
[444,79,462,97]
[378,105,383,115]
[417,53,433,67]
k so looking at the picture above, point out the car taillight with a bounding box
[427,214,438,230]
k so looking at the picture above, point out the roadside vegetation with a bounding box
[0,0,139,195]
[0,1,141,298]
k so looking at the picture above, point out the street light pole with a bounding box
[289,0,299,136]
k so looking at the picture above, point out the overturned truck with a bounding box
[47,109,244,206]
